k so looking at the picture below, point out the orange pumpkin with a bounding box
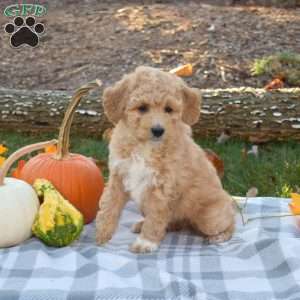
[20,81,104,224]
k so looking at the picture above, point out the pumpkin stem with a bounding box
[55,80,102,160]
[0,140,58,186]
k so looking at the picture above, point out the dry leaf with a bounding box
[0,144,8,155]
[246,187,258,198]
[204,149,224,178]
[0,156,6,167]
[243,187,258,218]
[216,131,230,144]
[170,64,193,77]
[207,24,215,32]
[264,78,284,91]
[44,144,57,154]
[289,193,300,215]
[12,160,26,179]
[247,145,259,157]
[220,66,226,82]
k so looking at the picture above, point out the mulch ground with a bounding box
[0,1,299,91]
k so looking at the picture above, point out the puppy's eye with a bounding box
[138,104,149,113]
[165,106,173,113]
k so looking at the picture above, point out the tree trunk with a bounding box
[0,87,299,142]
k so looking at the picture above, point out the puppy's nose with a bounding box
[151,126,165,138]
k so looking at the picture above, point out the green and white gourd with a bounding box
[32,179,84,247]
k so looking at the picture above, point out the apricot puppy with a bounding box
[96,66,235,253]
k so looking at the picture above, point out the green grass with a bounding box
[198,139,300,197]
[1,131,300,197]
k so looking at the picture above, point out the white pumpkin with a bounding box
[0,140,57,248]
[0,178,39,247]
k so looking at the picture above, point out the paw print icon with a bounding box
[4,16,45,48]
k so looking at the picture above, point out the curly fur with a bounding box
[96,66,235,253]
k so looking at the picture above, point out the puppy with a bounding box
[96,66,235,253]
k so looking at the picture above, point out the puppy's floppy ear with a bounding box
[181,85,202,126]
[103,75,130,125]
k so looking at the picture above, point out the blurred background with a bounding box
[0,0,299,91]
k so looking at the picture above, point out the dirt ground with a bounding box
[0,1,299,92]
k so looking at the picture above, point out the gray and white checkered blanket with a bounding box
[0,197,300,300]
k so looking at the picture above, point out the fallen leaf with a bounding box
[264,78,284,90]
[44,144,57,154]
[204,149,224,178]
[170,64,193,77]
[217,132,230,144]
[216,130,231,144]
[247,145,259,157]
[289,193,300,215]
[207,24,215,32]
[0,144,8,155]
[12,160,26,179]
[246,187,258,198]
[220,66,226,82]
[0,156,6,167]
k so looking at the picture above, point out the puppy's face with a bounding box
[125,93,183,143]
[103,66,201,143]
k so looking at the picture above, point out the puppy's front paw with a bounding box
[95,212,115,245]
[96,230,113,245]
[130,236,158,253]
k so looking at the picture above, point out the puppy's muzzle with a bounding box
[151,126,165,138]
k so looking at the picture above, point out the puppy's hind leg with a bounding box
[204,222,235,244]
[193,191,235,244]
[96,172,129,245]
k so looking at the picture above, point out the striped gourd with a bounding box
[32,179,83,247]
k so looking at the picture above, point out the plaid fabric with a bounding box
[0,197,300,300]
